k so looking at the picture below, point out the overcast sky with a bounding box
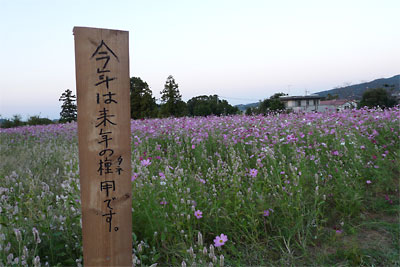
[1,0,399,119]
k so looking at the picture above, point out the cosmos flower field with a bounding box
[1,107,399,266]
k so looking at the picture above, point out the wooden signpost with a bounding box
[73,26,132,266]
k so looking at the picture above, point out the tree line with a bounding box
[56,84,398,124]
[58,75,239,123]
[129,75,239,119]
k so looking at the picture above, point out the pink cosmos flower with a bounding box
[194,210,203,219]
[366,180,372,184]
[214,234,228,247]
[257,158,263,167]
[160,201,168,205]
[263,208,274,217]
[141,159,151,166]
[192,144,196,149]
[249,168,258,177]
[159,172,166,179]
[131,173,139,182]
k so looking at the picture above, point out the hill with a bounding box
[235,102,260,112]
[235,75,400,111]
[315,75,399,100]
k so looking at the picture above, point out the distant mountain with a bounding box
[315,75,400,100]
[235,75,400,111]
[235,102,260,112]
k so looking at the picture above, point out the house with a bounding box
[391,92,400,103]
[279,95,321,112]
[318,99,357,112]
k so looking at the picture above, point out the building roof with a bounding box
[279,95,321,101]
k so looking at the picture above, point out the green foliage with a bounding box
[187,95,239,117]
[1,115,53,128]
[245,107,253,115]
[132,75,242,119]
[173,100,188,117]
[254,92,287,115]
[59,89,77,123]
[0,128,81,266]
[324,93,339,100]
[0,115,26,128]
[359,88,397,108]
[130,77,158,119]
[160,75,186,117]
[27,115,53,126]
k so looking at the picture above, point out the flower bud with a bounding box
[33,255,41,267]
[220,255,224,267]
[198,232,203,247]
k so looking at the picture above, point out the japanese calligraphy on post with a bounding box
[73,27,132,266]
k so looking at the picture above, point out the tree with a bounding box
[59,89,77,123]
[269,93,286,111]
[257,93,287,114]
[220,99,239,115]
[130,77,158,119]
[27,115,53,126]
[0,115,26,128]
[160,75,185,117]
[358,88,397,108]
[325,93,339,100]
[187,95,212,116]
[245,107,253,115]
[187,95,239,117]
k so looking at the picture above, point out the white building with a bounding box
[280,95,321,112]
[318,99,357,112]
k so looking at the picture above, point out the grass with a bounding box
[0,108,399,266]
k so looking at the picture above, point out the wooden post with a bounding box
[73,26,132,266]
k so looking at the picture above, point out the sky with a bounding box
[1,0,399,120]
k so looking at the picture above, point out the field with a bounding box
[1,108,399,266]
